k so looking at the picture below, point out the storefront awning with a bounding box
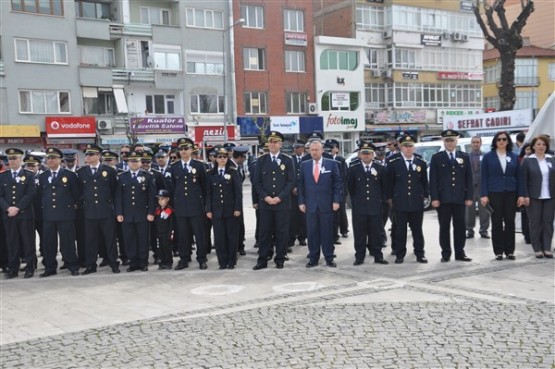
[113,88,128,114]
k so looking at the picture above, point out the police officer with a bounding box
[77,144,120,274]
[38,147,81,277]
[115,151,156,272]
[289,139,308,248]
[206,147,242,269]
[386,134,429,264]
[347,143,389,265]
[252,131,295,270]
[230,145,249,256]
[101,150,120,170]
[429,130,473,262]
[24,155,44,261]
[0,148,36,278]
[169,138,208,270]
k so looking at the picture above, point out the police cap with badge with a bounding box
[45,147,63,158]
[267,131,285,142]
[398,134,416,147]
[84,144,102,155]
[5,148,24,158]
[440,129,460,139]
[176,137,194,149]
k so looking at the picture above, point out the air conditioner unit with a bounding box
[442,31,451,40]
[308,103,319,115]
[372,69,381,77]
[97,119,113,130]
[382,69,392,78]
[383,29,392,39]
[461,34,469,42]
[452,32,462,41]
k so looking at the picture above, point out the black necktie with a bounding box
[52,171,57,180]
[92,167,97,175]
[272,156,276,163]
[407,160,412,171]
[219,169,224,177]
[366,165,370,173]
[12,171,17,180]
[450,152,455,164]
[132,172,137,180]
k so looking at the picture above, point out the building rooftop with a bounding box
[483,45,555,61]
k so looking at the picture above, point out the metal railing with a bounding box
[112,69,155,82]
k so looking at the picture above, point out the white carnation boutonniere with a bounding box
[547,162,553,169]
[137,176,145,183]
[506,156,512,163]
[15,176,21,183]
[456,158,463,164]
[224,174,231,180]
[190,167,196,174]
[276,158,281,166]
[370,167,377,176]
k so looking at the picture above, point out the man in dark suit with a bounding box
[38,147,81,277]
[252,131,295,270]
[115,145,131,172]
[429,130,473,262]
[289,140,307,248]
[168,138,208,270]
[115,151,156,272]
[386,134,429,264]
[77,144,120,274]
[347,143,388,265]
[298,140,343,267]
[0,148,36,279]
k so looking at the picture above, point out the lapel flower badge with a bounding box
[137,176,144,183]
[456,158,463,164]
[15,176,21,183]
[224,174,231,180]
[371,167,377,176]
[506,156,511,163]
[165,172,171,178]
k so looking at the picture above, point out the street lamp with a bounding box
[222,18,245,142]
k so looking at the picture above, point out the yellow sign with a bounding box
[0,125,41,137]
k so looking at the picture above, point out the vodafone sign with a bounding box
[46,116,96,138]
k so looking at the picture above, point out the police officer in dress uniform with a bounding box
[38,147,81,277]
[24,155,44,263]
[206,147,243,269]
[115,151,156,272]
[230,145,249,256]
[168,138,208,270]
[289,140,308,248]
[429,130,473,262]
[386,134,429,264]
[0,148,36,278]
[347,143,389,265]
[252,131,295,270]
[77,144,120,274]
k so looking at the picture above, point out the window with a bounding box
[365,84,386,108]
[484,96,500,111]
[286,92,307,114]
[12,0,63,16]
[514,90,537,110]
[79,46,115,67]
[356,5,385,31]
[243,48,265,70]
[244,92,267,114]
[284,9,304,32]
[186,51,223,75]
[83,90,115,115]
[320,50,359,71]
[190,94,224,114]
[15,38,68,64]
[75,1,110,19]
[19,90,70,114]
[152,45,181,71]
[366,49,385,69]
[140,7,170,25]
[394,48,418,69]
[285,50,305,72]
[484,63,501,83]
[320,92,360,111]
[391,83,481,108]
[515,58,538,86]
[145,94,175,114]
[549,63,555,81]
[185,8,223,29]
[241,5,264,28]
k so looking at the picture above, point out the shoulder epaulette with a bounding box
[388,156,400,162]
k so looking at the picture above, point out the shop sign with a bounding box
[46,116,96,138]
[372,110,436,124]
[443,108,533,131]
[437,71,484,81]
[130,117,186,134]
[0,125,40,138]
[270,116,299,134]
[437,109,484,125]
[460,0,475,12]
[192,126,236,143]
[325,113,363,132]
[331,93,350,109]
[0,137,43,145]
[421,34,441,47]
[284,33,307,47]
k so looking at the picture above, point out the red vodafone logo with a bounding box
[46,116,96,138]
[50,121,60,130]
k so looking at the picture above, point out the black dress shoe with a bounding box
[112,266,121,274]
[254,243,259,248]
[506,255,516,260]
[126,266,137,272]
[374,259,389,265]
[441,257,450,263]
[40,270,57,278]
[544,253,554,259]
[284,255,290,261]
[253,263,267,270]
[466,233,474,239]
[199,262,207,270]
[299,240,307,246]
[99,259,109,267]
[239,250,246,256]
[334,239,342,245]
[5,271,18,279]
[219,265,226,270]
[82,267,97,275]
[70,270,80,276]
[276,262,284,269]
[121,259,130,266]
[341,233,348,238]
[455,256,472,262]
[60,263,68,270]
[394,257,404,264]
[287,247,293,253]
[174,262,189,270]
[227,265,235,270]
[140,266,148,272]
[480,233,490,239]
[353,259,364,266]
[326,261,337,267]
[306,261,318,268]
[495,255,503,260]
[416,257,428,264]
[24,270,34,278]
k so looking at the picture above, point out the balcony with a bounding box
[112,69,155,83]
[0,61,4,76]
[76,18,111,40]
[514,76,540,87]
[110,22,152,38]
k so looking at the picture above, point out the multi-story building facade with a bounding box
[314,0,485,142]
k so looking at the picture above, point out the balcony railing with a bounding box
[112,69,155,83]
[514,76,540,87]
[109,22,152,37]
[0,60,4,76]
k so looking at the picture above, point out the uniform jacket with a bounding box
[386,155,429,212]
[347,161,386,215]
[0,168,36,219]
[480,150,521,196]
[429,150,473,204]
[37,168,81,221]
[115,170,156,222]
[205,167,243,218]
[297,157,342,214]
[252,153,295,211]
[168,159,207,217]
[76,164,117,219]
[155,205,174,238]
[520,154,555,199]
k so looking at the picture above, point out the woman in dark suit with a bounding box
[480,131,522,260]
[205,148,242,269]
[518,135,555,258]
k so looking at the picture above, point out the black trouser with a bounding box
[0,219,7,269]
[436,203,467,259]
[289,197,307,244]
[204,216,213,253]
[488,191,517,256]
[149,222,159,260]
[521,207,531,243]
[116,222,127,261]
[122,221,149,268]
[157,234,173,267]
[43,220,79,273]
[176,215,206,263]
[214,216,239,267]
[393,210,425,259]
[85,217,118,268]
[34,216,43,257]
[352,213,383,261]
[257,209,289,265]
[75,208,86,267]
[237,213,245,252]
[5,217,35,273]
[333,201,348,238]
[254,208,260,245]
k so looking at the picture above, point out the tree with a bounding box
[473,0,535,111]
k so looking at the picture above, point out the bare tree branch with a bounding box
[484,3,503,40]
[473,4,499,48]
[511,0,535,34]
[494,0,511,31]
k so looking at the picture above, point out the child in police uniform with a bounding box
[154,189,174,269]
